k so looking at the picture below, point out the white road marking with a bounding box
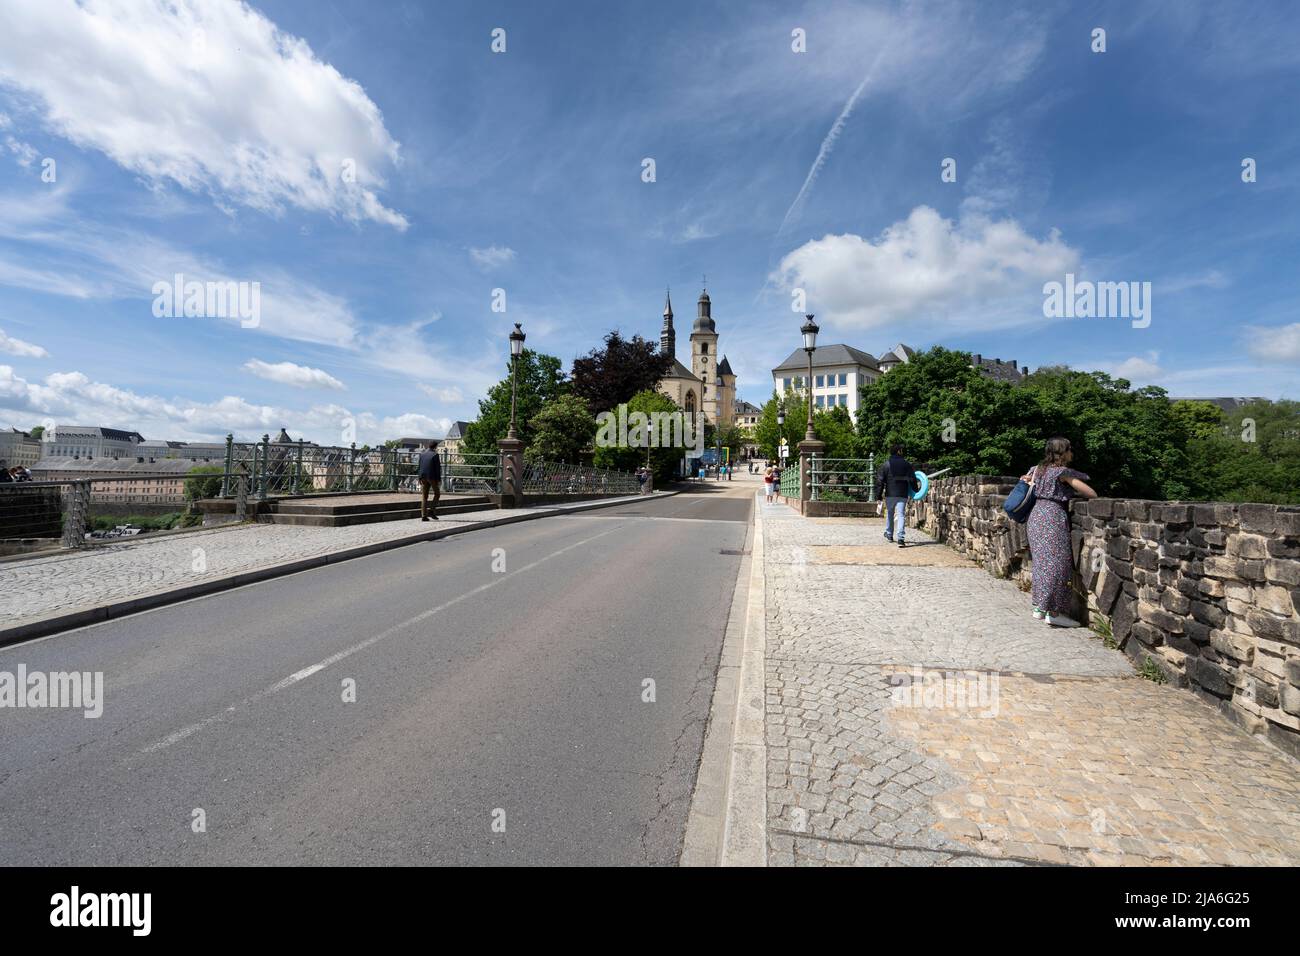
[142,523,629,755]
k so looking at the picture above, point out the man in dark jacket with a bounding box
[875,444,920,547]
[417,442,442,521]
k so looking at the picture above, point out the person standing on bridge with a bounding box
[417,441,442,521]
[876,444,920,548]
[764,464,776,503]
[1023,436,1097,625]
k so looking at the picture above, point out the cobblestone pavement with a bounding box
[0,498,638,627]
[760,497,1300,866]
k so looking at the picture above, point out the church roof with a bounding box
[717,355,734,376]
[772,344,878,372]
[662,357,698,380]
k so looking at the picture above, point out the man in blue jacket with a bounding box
[875,444,920,548]
[417,442,442,521]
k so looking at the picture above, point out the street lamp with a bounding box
[506,322,526,440]
[801,314,819,442]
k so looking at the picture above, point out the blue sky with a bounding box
[0,0,1297,445]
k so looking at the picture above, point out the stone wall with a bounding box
[914,475,1300,758]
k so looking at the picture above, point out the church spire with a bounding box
[660,287,676,356]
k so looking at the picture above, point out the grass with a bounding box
[1090,614,1118,649]
[1138,655,1168,684]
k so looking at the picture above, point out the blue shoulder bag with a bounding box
[1003,466,1042,524]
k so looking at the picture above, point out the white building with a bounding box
[771,344,882,420]
[0,428,42,468]
[44,425,145,460]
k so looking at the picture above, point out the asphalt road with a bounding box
[0,490,753,866]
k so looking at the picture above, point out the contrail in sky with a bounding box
[776,50,886,239]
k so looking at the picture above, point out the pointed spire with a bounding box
[660,286,676,357]
[663,286,673,318]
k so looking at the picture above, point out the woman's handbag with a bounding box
[1003,466,1041,523]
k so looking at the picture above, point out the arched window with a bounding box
[685,390,696,414]
[701,342,708,354]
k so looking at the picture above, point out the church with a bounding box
[655,286,736,430]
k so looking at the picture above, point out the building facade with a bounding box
[43,425,145,460]
[772,344,881,421]
[0,428,42,468]
[30,456,193,504]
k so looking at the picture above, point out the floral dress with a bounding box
[1026,465,1089,614]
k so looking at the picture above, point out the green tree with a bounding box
[569,331,673,415]
[461,349,567,456]
[592,389,682,485]
[527,394,596,463]
[754,390,812,461]
[28,425,44,440]
[184,464,224,502]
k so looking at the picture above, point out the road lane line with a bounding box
[142,523,628,755]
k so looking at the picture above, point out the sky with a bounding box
[0,0,1297,446]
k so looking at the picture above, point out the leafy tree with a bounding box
[527,394,596,463]
[461,349,567,456]
[28,425,44,440]
[184,464,225,502]
[592,389,682,485]
[811,404,860,460]
[569,331,673,415]
[754,391,813,461]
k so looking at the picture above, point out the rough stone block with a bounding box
[1187,657,1234,698]
[1209,630,1254,663]
[1238,503,1277,534]
[1264,559,1300,587]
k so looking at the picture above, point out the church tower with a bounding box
[690,287,720,424]
[660,288,675,357]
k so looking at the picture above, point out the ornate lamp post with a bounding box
[499,323,527,508]
[801,313,819,441]
[796,314,825,507]
[776,403,785,465]
[506,322,526,441]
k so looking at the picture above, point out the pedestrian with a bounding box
[416,441,441,521]
[875,444,920,548]
[1023,436,1097,625]
[0,460,12,483]
[763,464,774,502]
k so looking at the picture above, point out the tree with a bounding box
[592,389,682,485]
[28,425,44,440]
[184,464,224,502]
[461,349,567,456]
[753,391,816,461]
[527,394,596,463]
[569,331,673,415]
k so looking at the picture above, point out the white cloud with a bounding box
[243,359,344,390]
[469,245,516,271]
[1244,323,1300,364]
[417,383,464,403]
[0,327,49,358]
[0,364,449,446]
[773,206,1079,330]
[1095,352,1164,383]
[0,0,406,228]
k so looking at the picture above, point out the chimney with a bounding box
[1021,366,1030,377]
[1007,358,1015,369]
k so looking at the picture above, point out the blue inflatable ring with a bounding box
[911,470,929,501]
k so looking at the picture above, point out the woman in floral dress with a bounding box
[1022,437,1097,625]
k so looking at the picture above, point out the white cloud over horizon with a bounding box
[0,326,48,358]
[0,0,407,228]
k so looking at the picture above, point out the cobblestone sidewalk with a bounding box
[759,496,1300,866]
[0,497,643,629]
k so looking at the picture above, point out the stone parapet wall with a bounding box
[914,475,1300,758]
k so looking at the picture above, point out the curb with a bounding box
[720,495,768,866]
[0,490,682,648]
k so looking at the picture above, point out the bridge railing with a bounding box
[778,464,800,499]
[439,451,502,495]
[809,454,877,502]
[521,459,640,496]
[220,437,426,499]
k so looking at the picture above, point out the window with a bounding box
[685,391,696,414]
[840,393,848,406]
[701,342,708,354]
[815,375,824,388]
[838,373,847,386]
[815,395,825,408]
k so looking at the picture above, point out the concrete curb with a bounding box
[720,495,768,866]
[0,490,682,648]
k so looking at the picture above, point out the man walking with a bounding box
[417,441,441,521]
[875,444,920,548]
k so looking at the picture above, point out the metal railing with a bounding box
[522,460,640,496]
[440,451,502,495]
[778,465,800,499]
[219,436,426,500]
[1,474,203,549]
[809,454,877,502]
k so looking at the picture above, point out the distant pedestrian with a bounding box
[417,441,441,521]
[764,465,777,502]
[0,460,12,483]
[1024,436,1097,625]
[875,444,920,547]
